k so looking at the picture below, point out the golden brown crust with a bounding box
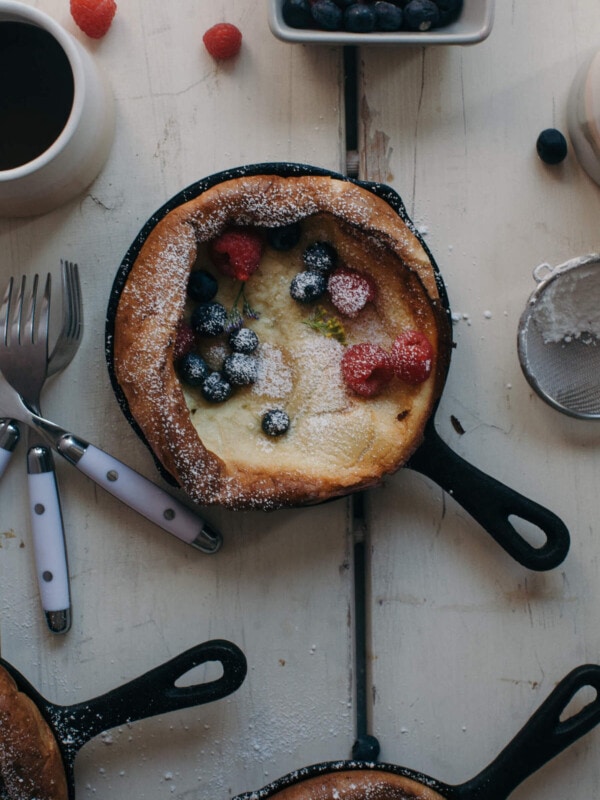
[0,666,68,800]
[113,174,451,510]
[264,770,446,800]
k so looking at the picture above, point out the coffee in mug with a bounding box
[0,21,75,170]
[0,1,114,218]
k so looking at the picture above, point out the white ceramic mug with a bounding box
[0,1,114,217]
[567,49,600,187]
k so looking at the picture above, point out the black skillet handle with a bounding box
[55,639,247,752]
[452,665,600,800]
[407,422,570,571]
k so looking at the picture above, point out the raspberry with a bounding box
[172,322,196,362]
[203,23,242,60]
[391,330,434,384]
[341,343,394,398]
[210,228,264,282]
[70,0,116,39]
[328,267,376,317]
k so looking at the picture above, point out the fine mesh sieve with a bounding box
[518,254,600,419]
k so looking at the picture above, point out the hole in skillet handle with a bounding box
[451,664,600,800]
[407,420,570,572]
[355,176,570,572]
[105,161,569,571]
[232,665,600,800]
[2,640,247,799]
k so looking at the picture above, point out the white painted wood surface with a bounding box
[0,3,350,798]
[360,4,600,800]
[0,1,600,799]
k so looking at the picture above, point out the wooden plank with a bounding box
[359,3,600,799]
[0,2,352,797]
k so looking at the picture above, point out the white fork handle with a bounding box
[60,442,222,553]
[27,446,71,634]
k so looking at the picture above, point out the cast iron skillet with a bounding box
[233,664,600,800]
[105,162,569,572]
[0,638,246,799]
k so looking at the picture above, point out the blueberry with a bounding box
[177,352,211,387]
[536,128,568,165]
[311,0,343,30]
[223,353,259,386]
[290,271,327,303]
[302,241,337,274]
[403,0,440,30]
[191,302,228,337]
[374,1,403,30]
[266,222,302,251]
[187,270,218,303]
[333,0,355,7]
[201,372,232,403]
[436,0,462,24]
[261,409,290,437]
[344,4,376,32]
[229,326,259,354]
[282,0,313,28]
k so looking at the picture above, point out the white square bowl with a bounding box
[267,0,494,46]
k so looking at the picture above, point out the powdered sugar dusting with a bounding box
[292,335,347,415]
[532,263,600,344]
[114,173,441,508]
[239,765,447,800]
[253,343,293,399]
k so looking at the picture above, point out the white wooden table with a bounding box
[1,2,600,799]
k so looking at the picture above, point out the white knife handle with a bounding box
[60,441,221,553]
[27,446,71,634]
[0,420,19,478]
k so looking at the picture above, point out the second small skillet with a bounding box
[234,663,600,800]
[0,638,247,799]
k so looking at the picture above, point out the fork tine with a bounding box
[37,273,51,350]
[59,260,82,341]
[21,274,37,346]
[47,261,82,377]
[0,277,14,347]
[67,261,82,339]
[8,275,27,347]
[19,274,51,352]
[72,263,82,334]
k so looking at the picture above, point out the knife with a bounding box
[0,372,222,555]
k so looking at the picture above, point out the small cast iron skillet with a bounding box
[234,664,600,800]
[0,638,246,799]
[105,162,570,572]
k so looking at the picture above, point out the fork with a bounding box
[24,262,82,634]
[0,273,222,557]
[1,274,73,634]
[0,265,82,634]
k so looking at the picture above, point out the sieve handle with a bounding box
[408,423,570,571]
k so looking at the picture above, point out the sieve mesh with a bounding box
[518,256,600,419]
